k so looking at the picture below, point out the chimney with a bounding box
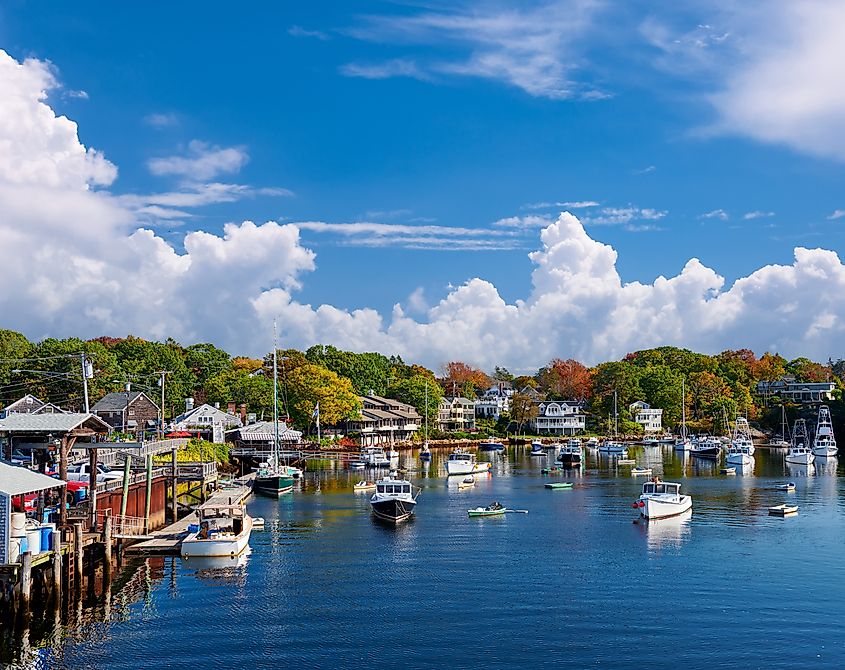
[185,397,194,412]
[214,401,220,409]
[227,402,236,414]
[239,403,247,424]
[124,382,131,392]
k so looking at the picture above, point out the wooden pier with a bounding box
[124,474,254,556]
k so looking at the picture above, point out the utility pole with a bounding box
[80,353,92,413]
[156,371,171,439]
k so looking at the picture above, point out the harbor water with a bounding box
[7,446,845,669]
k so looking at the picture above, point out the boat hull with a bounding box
[813,445,838,457]
[641,495,692,520]
[785,452,815,465]
[181,516,253,558]
[557,452,582,465]
[446,461,491,476]
[254,474,295,496]
[726,453,753,466]
[468,508,506,517]
[370,497,416,523]
[689,446,720,459]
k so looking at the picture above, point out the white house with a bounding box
[171,401,243,442]
[438,397,476,432]
[630,401,662,433]
[475,384,514,420]
[530,401,585,436]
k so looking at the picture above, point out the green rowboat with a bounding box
[468,506,508,517]
[545,482,574,490]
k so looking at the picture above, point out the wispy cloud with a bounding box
[288,25,330,40]
[624,223,664,233]
[118,183,292,217]
[585,207,667,226]
[340,59,428,80]
[144,112,179,129]
[699,209,729,221]
[148,140,249,180]
[633,165,656,175]
[493,214,553,228]
[343,1,606,100]
[65,89,89,100]
[743,210,774,220]
[521,200,600,210]
[828,210,845,220]
[298,220,512,238]
[361,208,413,220]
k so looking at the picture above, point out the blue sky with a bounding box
[2,1,845,368]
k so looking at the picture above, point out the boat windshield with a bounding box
[449,453,472,461]
[642,483,680,495]
[377,483,412,494]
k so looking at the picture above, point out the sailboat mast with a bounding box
[272,319,280,466]
[681,377,686,439]
[424,382,429,444]
[613,390,618,437]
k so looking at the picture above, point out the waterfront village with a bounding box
[1,331,843,628]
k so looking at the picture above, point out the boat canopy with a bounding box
[642,482,681,495]
[376,482,412,494]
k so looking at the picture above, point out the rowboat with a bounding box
[631,467,653,476]
[468,502,507,517]
[541,467,562,474]
[353,480,377,492]
[775,482,796,492]
[617,459,636,465]
[544,482,573,490]
[458,475,475,489]
[769,504,798,516]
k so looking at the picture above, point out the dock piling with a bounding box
[51,530,62,606]
[144,455,153,534]
[103,516,113,582]
[20,552,32,611]
[73,524,83,593]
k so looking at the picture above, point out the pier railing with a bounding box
[97,512,148,539]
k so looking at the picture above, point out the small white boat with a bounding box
[633,478,692,519]
[350,462,366,470]
[775,482,796,492]
[631,466,653,476]
[617,458,636,465]
[353,480,377,492]
[458,475,475,489]
[599,441,627,455]
[725,444,753,467]
[642,436,659,446]
[585,437,599,448]
[530,441,546,456]
[769,504,798,517]
[731,417,755,456]
[721,467,736,475]
[181,504,252,558]
[446,449,492,476]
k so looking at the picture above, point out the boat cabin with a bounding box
[641,481,681,497]
[196,504,246,538]
[375,481,413,495]
[448,451,474,463]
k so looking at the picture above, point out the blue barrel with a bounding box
[20,536,28,554]
[40,525,53,550]
[187,523,200,533]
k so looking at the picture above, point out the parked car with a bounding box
[10,449,32,466]
[65,462,123,483]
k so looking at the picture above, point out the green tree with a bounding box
[639,365,683,426]
[204,369,274,418]
[0,330,33,395]
[287,363,361,430]
[305,344,393,395]
[589,361,642,420]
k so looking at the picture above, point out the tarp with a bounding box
[0,461,66,496]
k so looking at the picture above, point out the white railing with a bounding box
[98,512,147,537]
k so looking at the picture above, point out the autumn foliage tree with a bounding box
[538,358,592,401]
[440,361,490,399]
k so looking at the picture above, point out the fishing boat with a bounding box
[363,447,392,467]
[689,435,721,459]
[254,322,296,496]
[768,405,791,447]
[478,439,505,451]
[585,437,599,448]
[813,405,838,457]
[446,449,492,476]
[353,480,377,492]
[544,482,573,489]
[769,504,798,517]
[786,419,815,465]
[369,472,419,523]
[631,466,653,476]
[181,503,253,558]
[458,475,475,489]
[633,478,692,519]
[775,482,796,491]
[557,438,582,466]
[731,417,755,456]
[468,502,507,517]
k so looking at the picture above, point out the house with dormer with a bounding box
[529,400,585,436]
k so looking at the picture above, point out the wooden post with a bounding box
[88,448,98,530]
[144,454,153,534]
[103,515,112,582]
[120,455,131,521]
[171,447,178,523]
[51,530,62,606]
[20,551,32,611]
[59,436,69,526]
[73,524,83,593]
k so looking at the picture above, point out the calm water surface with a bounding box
[12,446,845,669]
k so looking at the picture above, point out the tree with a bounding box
[492,366,514,382]
[686,371,734,421]
[305,344,393,395]
[538,358,592,401]
[204,369,273,417]
[387,374,443,438]
[787,357,830,383]
[638,365,683,426]
[440,361,490,399]
[185,343,232,388]
[0,329,33,393]
[589,361,642,420]
[286,363,361,430]
[510,392,539,431]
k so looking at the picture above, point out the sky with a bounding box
[2,1,845,372]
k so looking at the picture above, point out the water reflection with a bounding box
[182,549,251,578]
[636,509,693,552]
[786,463,815,478]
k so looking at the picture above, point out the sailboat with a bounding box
[674,377,691,451]
[768,405,791,447]
[420,383,432,461]
[599,390,627,455]
[254,321,295,497]
[812,405,838,457]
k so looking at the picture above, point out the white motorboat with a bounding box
[633,478,692,519]
[557,438,583,465]
[181,503,253,558]
[585,437,599,448]
[353,480,377,492]
[642,436,659,446]
[370,472,419,522]
[458,475,475,489]
[689,435,721,459]
[786,419,815,465]
[631,466,653,476]
[530,440,546,456]
[599,440,627,455]
[725,445,753,467]
[362,447,391,467]
[813,406,838,457]
[731,417,755,456]
[446,449,492,476]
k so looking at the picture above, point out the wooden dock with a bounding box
[124,474,255,555]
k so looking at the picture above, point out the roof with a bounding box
[0,412,111,433]
[2,394,46,413]
[172,403,242,426]
[92,391,159,412]
[0,461,66,495]
[228,421,302,442]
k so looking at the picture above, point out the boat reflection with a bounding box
[182,548,251,577]
[814,456,838,476]
[786,462,815,478]
[636,509,692,551]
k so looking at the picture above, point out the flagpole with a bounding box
[316,403,321,445]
